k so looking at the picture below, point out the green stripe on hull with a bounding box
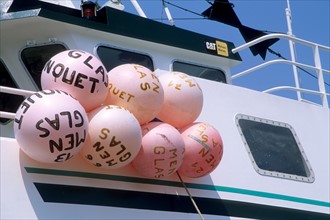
[25,167,330,208]
[34,182,330,220]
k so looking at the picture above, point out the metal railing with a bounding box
[231,33,330,108]
[0,86,34,120]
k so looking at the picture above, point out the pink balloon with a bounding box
[105,64,164,125]
[131,122,185,179]
[157,72,203,128]
[178,122,223,178]
[41,50,109,112]
[14,90,89,163]
[81,105,142,169]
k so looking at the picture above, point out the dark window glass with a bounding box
[21,44,67,89]
[173,61,227,83]
[238,118,311,179]
[0,60,25,124]
[97,46,154,72]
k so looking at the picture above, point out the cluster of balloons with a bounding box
[14,49,223,178]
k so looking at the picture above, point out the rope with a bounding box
[268,48,330,87]
[176,171,205,220]
[162,0,204,17]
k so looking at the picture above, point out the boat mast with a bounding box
[285,0,302,101]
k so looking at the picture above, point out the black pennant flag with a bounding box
[202,0,279,59]
[239,25,279,60]
[202,0,242,28]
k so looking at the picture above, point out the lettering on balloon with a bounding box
[171,72,202,90]
[172,72,197,88]
[48,130,86,153]
[133,64,161,94]
[168,148,179,175]
[187,123,210,151]
[153,146,181,179]
[68,51,108,85]
[85,154,102,167]
[188,134,210,151]
[150,72,159,81]
[32,109,87,162]
[14,90,75,130]
[108,83,135,103]
[195,123,208,140]
[105,105,127,110]
[54,152,74,162]
[43,50,108,92]
[186,123,220,171]
[87,128,132,167]
[140,82,160,93]
[154,146,165,154]
[36,110,85,138]
[168,80,182,90]
[212,138,220,150]
[187,142,217,171]
[192,161,204,174]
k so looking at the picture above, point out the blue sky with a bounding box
[99,0,330,105]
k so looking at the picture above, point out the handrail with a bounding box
[0,111,15,120]
[232,33,330,54]
[231,33,330,108]
[231,59,330,80]
[0,86,35,96]
[263,86,330,108]
[0,86,34,120]
[263,86,330,98]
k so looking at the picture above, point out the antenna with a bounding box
[286,0,302,101]
[162,0,174,26]
[130,0,147,18]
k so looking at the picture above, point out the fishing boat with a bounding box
[1,0,329,219]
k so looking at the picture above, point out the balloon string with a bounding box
[176,171,205,220]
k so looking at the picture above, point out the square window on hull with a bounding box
[236,114,315,183]
[97,46,154,72]
[173,61,227,83]
[20,44,68,89]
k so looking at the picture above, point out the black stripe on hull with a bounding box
[34,183,329,220]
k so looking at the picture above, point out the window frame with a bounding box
[19,41,69,90]
[171,59,228,83]
[94,43,155,72]
[235,114,315,183]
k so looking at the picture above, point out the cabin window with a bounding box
[172,61,227,83]
[0,59,25,124]
[96,45,154,71]
[236,114,315,183]
[20,43,68,89]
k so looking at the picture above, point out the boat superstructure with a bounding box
[1,1,329,219]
